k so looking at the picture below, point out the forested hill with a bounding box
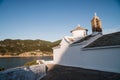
[0,39,61,55]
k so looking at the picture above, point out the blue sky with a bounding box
[0,0,120,41]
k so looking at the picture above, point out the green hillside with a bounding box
[0,39,61,55]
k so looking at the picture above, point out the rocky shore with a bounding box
[41,64,120,80]
[0,64,46,80]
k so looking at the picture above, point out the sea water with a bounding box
[0,56,53,69]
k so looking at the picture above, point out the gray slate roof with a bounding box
[72,35,93,44]
[85,32,120,48]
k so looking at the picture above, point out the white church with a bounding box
[53,13,120,73]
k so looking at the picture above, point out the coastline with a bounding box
[0,55,53,58]
[0,51,53,58]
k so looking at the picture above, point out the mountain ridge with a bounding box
[0,39,61,56]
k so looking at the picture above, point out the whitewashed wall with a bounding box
[71,30,86,38]
[53,45,120,73]
[53,37,69,64]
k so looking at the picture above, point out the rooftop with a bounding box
[41,64,120,80]
[85,32,120,48]
[71,25,87,33]
[72,34,93,44]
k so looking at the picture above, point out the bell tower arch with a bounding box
[91,13,102,34]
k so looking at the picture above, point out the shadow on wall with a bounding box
[56,45,84,67]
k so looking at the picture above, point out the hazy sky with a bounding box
[0,0,120,41]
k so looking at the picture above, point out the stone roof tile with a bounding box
[85,32,120,48]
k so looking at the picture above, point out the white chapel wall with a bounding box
[54,45,120,73]
[72,30,86,38]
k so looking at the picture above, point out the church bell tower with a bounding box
[91,13,102,34]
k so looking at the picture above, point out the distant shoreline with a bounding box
[0,55,53,58]
[0,52,53,58]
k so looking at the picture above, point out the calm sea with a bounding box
[0,56,53,69]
